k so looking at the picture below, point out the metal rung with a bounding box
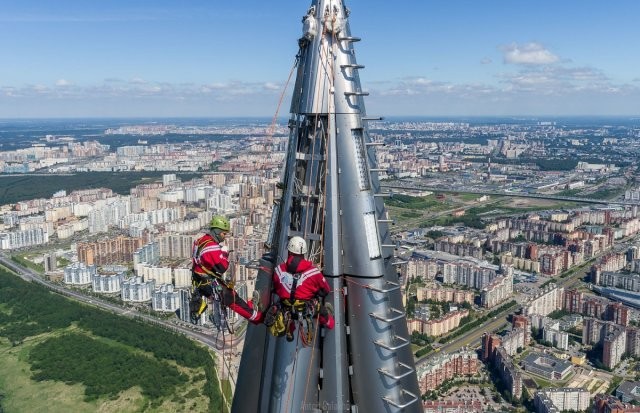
[377,219,393,223]
[373,335,409,351]
[370,168,386,172]
[295,152,325,161]
[373,193,391,197]
[344,91,369,96]
[363,116,384,121]
[382,390,419,409]
[341,64,365,69]
[381,244,396,248]
[338,36,361,42]
[390,259,408,266]
[370,308,405,323]
[292,193,319,199]
[366,280,400,293]
[378,362,415,381]
[365,142,385,146]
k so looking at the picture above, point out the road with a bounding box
[0,253,244,352]
[382,182,635,206]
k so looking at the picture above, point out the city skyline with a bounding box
[1,0,639,118]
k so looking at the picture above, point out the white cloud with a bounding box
[2,71,639,117]
[501,42,559,65]
[498,66,612,94]
[263,82,280,91]
[55,79,71,87]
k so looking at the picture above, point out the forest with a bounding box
[0,267,223,411]
[0,171,203,205]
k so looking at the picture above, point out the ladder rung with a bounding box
[366,280,400,293]
[374,335,409,351]
[292,193,319,199]
[373,193,391,197]
[370,308,405,323]
[295,152,325,161]
[370,168,386,172]
[382,390,420,409]
[338,36,361,42]
[377,219,393,223]
[365,142,385,146]
[381,244,396,248]
[344,91,369,96]
[378,362,415,381]
[341,64,365,69]
[363,116,384,121]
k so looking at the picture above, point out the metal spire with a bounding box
[233,1,421,411]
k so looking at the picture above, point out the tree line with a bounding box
[0,268,222,410]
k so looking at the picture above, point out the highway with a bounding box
[381,182,635,206]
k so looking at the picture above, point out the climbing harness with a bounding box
[190,276,234,334]
[265,258,322,344]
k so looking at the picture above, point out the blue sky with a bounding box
[1,0,639,118]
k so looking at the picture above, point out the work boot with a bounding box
[252,290,263,312]
[319,303,335,330]
[189,295,201,324]
[320,302,334,318]
[190,311,200,325]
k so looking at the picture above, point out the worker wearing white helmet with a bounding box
[267,236,334,341]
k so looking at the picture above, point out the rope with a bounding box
[266,58,298,142]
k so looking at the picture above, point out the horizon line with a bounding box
[1,114,640,121]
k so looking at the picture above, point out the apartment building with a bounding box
[522,284,564,317]
[77,235,145,266]
[534,388,589,413]
[417,349,478,393]
[481,272,513,308]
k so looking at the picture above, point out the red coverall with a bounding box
[192,234,262,323]
[273,255,335,329]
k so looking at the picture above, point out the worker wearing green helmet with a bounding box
[190,215,263,324]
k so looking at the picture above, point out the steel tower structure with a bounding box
[232,1,421,411]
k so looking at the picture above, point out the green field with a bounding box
[386,193,579,231]
[0,268,226,412]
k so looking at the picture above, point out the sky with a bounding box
[1,0,639,118]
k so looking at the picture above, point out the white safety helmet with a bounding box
[287,236,307,255]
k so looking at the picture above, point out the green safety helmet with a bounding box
[209,215,230,232]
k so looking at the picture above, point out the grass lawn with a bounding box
[10,254,45,273]
[0,331,213,413]
[455,192,483,202]
[0,337,101,413]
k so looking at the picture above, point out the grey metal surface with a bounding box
[233,1,421,411]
